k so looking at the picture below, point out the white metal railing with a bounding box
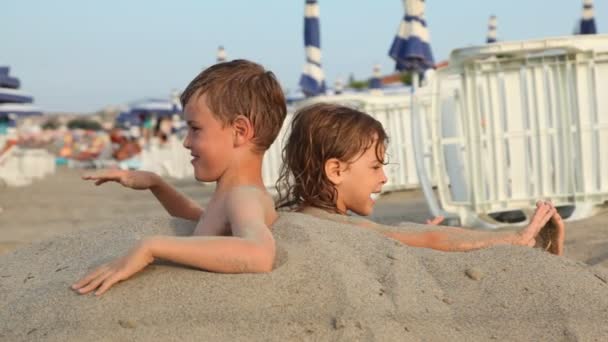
[422,34,608,228]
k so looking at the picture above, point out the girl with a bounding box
[276,103,564,254]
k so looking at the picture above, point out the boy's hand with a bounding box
[516,201,563,254]
[82,170,159,190]
[71,240,154,296]
[425,216,444,225]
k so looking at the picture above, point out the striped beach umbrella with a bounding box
[298,0,326,97]
[580,0,597,34]
[388,0,434,73]
[487,15,498,43]
[0,104,42,116]
[369,64,383,90]
[334,77,344,95]
[216,46,227,63]
[388,0,447,219]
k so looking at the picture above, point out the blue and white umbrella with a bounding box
[0,103,42,116]
[369,64,383,90]
[216,46,227,63]
[0,88,33,104]
[334,77,344,95]
[580,0,597,34]
[298,0,326,97]
[487,15,498,43]
[0,74,20,89]
[388,0,448,220]
[388,0,434,74]
[0,67,23,90]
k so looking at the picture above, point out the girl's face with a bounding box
[334,142,387,216]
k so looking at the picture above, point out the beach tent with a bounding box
[298,0,326,97]
[115,97,181,128]
[129,99,181,118]
[486,15,498,43]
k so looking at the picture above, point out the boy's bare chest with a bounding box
[192,200,231,236]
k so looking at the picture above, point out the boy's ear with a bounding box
[325,158,344,185]
[231,115,254,147]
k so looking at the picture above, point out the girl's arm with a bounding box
[303,202,563,254]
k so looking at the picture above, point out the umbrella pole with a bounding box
[410,71,443,219]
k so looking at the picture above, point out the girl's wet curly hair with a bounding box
[276,103,388,214]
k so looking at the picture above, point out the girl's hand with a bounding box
[516,201,558,249]
[534,209,565,255]
[425,216,444,225]
[82,170,159,190]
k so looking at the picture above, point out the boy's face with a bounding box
[183,94,235,182]
[335,141,387,216]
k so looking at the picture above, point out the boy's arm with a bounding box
[148,176,204,221]
[72,187,274,296]
[83,170,203,221]
[147,187,275,274]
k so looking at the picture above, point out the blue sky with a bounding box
[2,0,603,113]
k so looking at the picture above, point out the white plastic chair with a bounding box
[421,34,608,228]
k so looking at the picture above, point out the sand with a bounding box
[1,168,608,340]
[1,213,608,341]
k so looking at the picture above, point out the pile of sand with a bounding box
[1,213,608,341]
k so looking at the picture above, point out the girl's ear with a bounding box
[325,158,344,185]
[231,115,254,147]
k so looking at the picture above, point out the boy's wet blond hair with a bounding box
[180,59,287,152]
[276,103,388,214]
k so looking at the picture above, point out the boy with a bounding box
[276,103,564,254]
[72,59,287,295]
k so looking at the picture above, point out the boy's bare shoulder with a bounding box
[225,185,272,203]
[224,185,277,224]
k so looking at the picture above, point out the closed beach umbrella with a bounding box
[580,0,597,34]
[388,0,445,218]
[216,46,227,63]
[369,64,383,90]
[388,0,434,73]
[487,15,498,43]
[298,0,326,97]
[334,77,344,95]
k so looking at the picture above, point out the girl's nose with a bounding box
[381,169,388,184]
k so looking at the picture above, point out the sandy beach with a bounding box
[1,168,608,340]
